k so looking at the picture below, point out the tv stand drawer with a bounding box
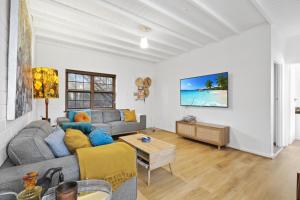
[196,127,220,143]
[176,123,195,137]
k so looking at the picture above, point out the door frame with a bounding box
[271,61,284,155]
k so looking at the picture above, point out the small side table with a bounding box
[42,180,112,200]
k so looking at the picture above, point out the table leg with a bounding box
[169,163,173,175]
[147,169,151,186]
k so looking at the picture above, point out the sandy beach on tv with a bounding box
[180,72,228,107]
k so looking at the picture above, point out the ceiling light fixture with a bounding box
[139,25,151,49]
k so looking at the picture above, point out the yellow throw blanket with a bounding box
[76,142,137,191]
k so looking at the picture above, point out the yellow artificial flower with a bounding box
[34,81,42,90]
[48,70,54,75]
[35,68,41,72]
[50,77,56,83]
[49,89,55,96]
[34,72,42,80]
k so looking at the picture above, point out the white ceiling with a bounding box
[28,0,269,63]
[258,0,300,38]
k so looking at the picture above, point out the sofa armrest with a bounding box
[139,115,146,130]
[0,156,79,194]
[56,117,70,126]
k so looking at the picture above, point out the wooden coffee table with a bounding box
[119,134,176,186]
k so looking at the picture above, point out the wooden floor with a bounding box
[136,130,300,200]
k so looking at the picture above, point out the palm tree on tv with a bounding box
[216,75,228,90]
[205,80,213,89]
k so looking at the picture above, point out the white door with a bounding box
[273,62,292,147]
[274,63,281,147]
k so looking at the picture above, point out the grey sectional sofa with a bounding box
[57,109,146,135]
[0,120,137,200]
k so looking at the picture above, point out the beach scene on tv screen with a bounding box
[180,72,228,107]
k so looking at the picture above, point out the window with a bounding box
[66,69,116,110]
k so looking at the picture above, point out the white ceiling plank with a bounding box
[248,0,272,24]
[32,13,171,59]
[95,0,204,47]
[137,0,219,41]
[35,32,162,63]
[31,9,179,57]
[189,0,240,34]
[39,0,193,52]
[29,0,270,63]
[33,19,169,61]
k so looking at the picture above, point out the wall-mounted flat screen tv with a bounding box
[180,72,228,107]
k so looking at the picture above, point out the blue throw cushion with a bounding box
[60,122,93,135]
[45,127,70,157]
[89,129,113,146]
[67,109,91,122]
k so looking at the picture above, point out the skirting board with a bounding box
[272,147,284,159]
[227,144,274,159]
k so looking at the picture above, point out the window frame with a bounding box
[65,69,116,110]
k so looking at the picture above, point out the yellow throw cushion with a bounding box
[74,112,91,123]
[124,110,137,122]
[64,129,92,153]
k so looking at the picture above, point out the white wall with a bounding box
[286,35,300,64]
[294,64,300,140]
[152,24,273,157]
[271,26,286,65]
[0,0,36,165]
[34,38,156,127]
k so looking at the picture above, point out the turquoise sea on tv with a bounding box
[180,90,227,107]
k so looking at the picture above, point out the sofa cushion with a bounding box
[74,112,91,122]
[91,110,104,123]
[23,120,53,138]
[103,110,121,123]
[124,110,137,122]
[8,128,55,165]
[67,109,91,122]
[89,129,113,146]
[93,123,111,133]
[108,121,141,135]
[60,122,93,135]
[45,127,70,157]
[64,129,92,153]
[119,109,129,121]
